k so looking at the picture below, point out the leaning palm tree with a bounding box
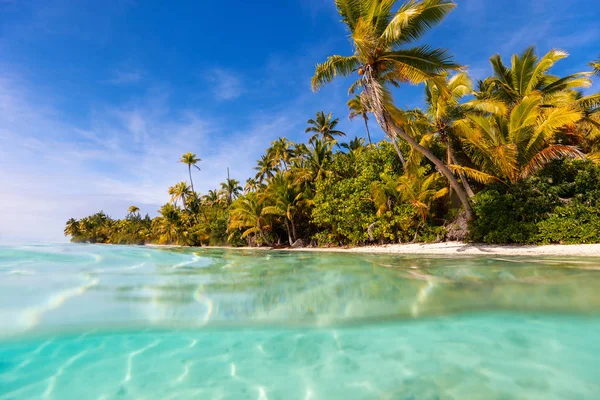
[168,182,192,208]
[306,111,346,143]
[311,0,473,219]
[179,152,201,193]
[347,95,373,144]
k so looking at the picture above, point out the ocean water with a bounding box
[1,245,599,399]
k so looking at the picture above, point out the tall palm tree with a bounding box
[311,0,473,219]
[306,111,346,143]
[479,47,592,105]
[347,95,372,144]
[168,182,192,208]
[415,72,480,197]
[454,93,584,184]
[179,152,201,193]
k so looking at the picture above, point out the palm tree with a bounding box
[153,203,183,244]
[64,218,81,238]
[202,189,221,206]
[228,193,270,246]
[292,138,334,185]
[168,182,192,208]
[311,0,473,219]
[397,169,448,223]
[244,178,261,194]
[340,136,366,153]
[268,137,294,170]
[306,111,346,143]
[220,171,243,205]
[416,72,478,197]
[479,47,592,105]
[348,95,373,145]
[254,155,277,183]
[454,93,584,184]
[179,152,201,193]
[261,172,301,244]
[591,57,600,77]
[127,205,140,215]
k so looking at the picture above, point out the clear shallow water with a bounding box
[1,245,600,399]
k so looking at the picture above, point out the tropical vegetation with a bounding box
[66,0,600,247]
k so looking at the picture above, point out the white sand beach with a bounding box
[288,242,600,257]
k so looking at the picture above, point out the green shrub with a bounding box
[535,203,600,244]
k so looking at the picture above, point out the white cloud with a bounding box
[208,69,244,101]
[0,70,289,243]
[107,69,144,85]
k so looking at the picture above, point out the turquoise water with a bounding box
[1,245,600,399]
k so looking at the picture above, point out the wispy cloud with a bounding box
[107,69,144,85]
[208,69,244,101]
[0,68,305,242]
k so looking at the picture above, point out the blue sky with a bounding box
[1,0,598,242]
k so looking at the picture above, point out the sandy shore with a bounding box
[149,242,600,257]
[289,242,600,257]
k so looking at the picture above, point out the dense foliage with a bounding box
[65,0,600,247]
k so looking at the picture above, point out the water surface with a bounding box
[1,244,599,399]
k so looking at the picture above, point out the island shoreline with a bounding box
[145,242,600,257]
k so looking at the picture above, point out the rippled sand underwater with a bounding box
[1,244,600,399]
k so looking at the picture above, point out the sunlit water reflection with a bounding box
[1,244,599,399]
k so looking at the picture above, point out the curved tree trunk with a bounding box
[362,72,473,220]
[387,119,473,220]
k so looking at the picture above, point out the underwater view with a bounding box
[1,244,599,399]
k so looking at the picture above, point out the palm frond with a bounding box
[521,145,585,178]
[380,0,456,46]
[448,164,502,184]
[312,55,360,92]
[526,49,568,94]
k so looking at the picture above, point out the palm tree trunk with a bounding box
[387,120,473,220]
[188,165,195,193]
[284,219,293,245]
[388,134,407,171]
[449,152,475,198]
[290,217,297,243]
[363,115,372,145]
